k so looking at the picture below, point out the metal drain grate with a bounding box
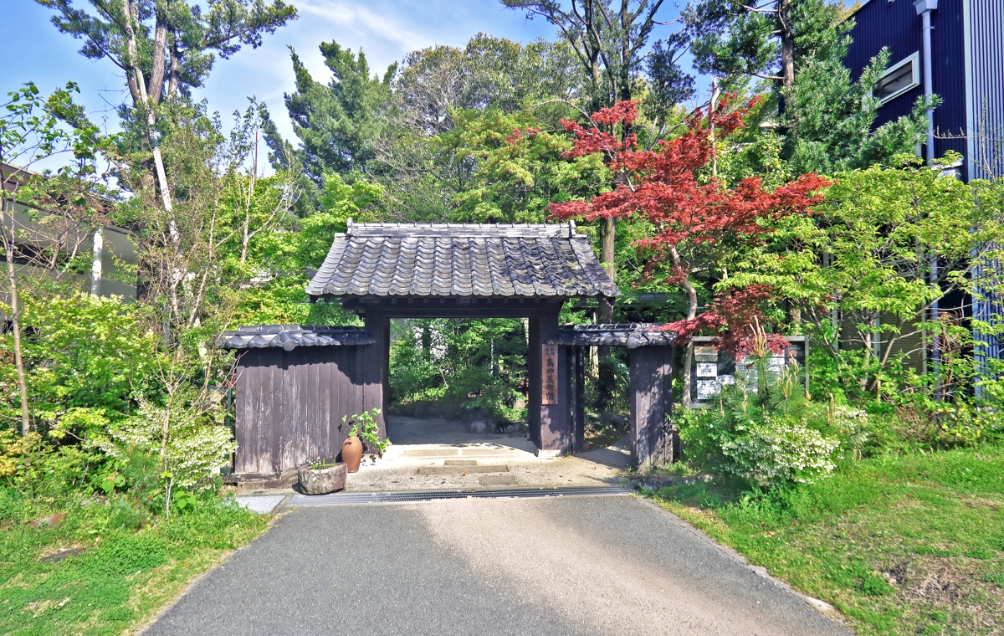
[289,486,631,506]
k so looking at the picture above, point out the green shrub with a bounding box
[719,417,838,486]
[682,337,840,488]
[389,318,528,423]
[345,408,388,453]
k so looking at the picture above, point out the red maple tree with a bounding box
[548,97,831,354]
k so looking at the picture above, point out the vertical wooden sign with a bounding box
[542,344,558,404]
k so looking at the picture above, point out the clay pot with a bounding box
[298,462,347,495]
[342,435,363,473]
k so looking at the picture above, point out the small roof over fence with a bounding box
[217,325,374,350]
[546,323,678,349]
[305,220,620,300]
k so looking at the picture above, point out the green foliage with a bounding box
[394,35,584,130]
[785,50,934,176]
[728,158,999,402]
[93,396,235,492]
[284,41,395,182]
[682,325,840,488]
[344,408,388,453]
[0,486,266,635]
[685,0,848,87]
[222,171,378,327]
[442,108,608,223]
[502,1,684,113]
[689,355,839,487]
[38,0,297,102]
[390,318,528,424]
[649,444,1004,635]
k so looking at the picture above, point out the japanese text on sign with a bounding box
[542,344,558,404]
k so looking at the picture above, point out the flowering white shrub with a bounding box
[93,399,235,491]
[719,417,838,487]
[691,340,841,488]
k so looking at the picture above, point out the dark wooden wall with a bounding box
[629,346,675,467]
[527,309,571,455]
[234,346,370,478]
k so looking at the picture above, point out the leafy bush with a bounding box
[682,335,839,487]
[345,408,388,453]
[389,318,528,423]
[718,417,838,486]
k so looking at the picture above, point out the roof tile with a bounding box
[305,222,619,299]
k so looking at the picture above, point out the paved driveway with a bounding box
[145,495,851,636]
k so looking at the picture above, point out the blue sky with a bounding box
[2,0,691,155]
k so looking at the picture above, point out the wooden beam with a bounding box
[339,297,567,318]
[535,307,572,456]
[571,346,586,452]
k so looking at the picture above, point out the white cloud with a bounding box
[296,0,435,53]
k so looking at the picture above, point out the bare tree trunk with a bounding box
[598,216,616,323]
[239,134,259,264]
[710,79,720,177]
[2,208,30,434]
[123,0,178,244]
[671,245,698,408]
[788,301,801,333]
[147,17,168,104]
[168,36,181,100]
[90,227,103,296]
[779,0,795,91]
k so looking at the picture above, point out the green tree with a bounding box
[684,0,846,91]
[1,82,112,434]
[225,172,379,327]
[502,0,692,322]
[38,0,296,226]
[685,1,931,176]
[283,42,395,184]
[785,49,932,176]
[390,318,529,424]
[392,35,584,135]
[502,0,687,111]
[440,108,607,223]
[726,156,1001,400]
[369,36,590,222]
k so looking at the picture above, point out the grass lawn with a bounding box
[0,490,269,635]
[646,444,1004,635]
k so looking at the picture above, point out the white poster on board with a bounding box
[696,362,718,378]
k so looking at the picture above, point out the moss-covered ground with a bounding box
[0,490,268,635]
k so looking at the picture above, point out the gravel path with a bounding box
[145,495,851,636]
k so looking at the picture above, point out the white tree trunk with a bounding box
[2,207,30,434]
[90,227,103,296]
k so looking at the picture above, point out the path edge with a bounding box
[134,504,293,635]
[632,494,846,623]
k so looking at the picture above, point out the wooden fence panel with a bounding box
[233,345,369,479]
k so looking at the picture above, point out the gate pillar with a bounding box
[629,345,675,467]
[530,307,573,456]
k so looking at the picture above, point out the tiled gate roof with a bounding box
[217,325,374,350]
[305,221,620,299]
[546,324,678,348]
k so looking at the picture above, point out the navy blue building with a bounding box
[845,0,1003,182]
[845,0,1004,373]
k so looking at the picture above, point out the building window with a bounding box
[874,52,920,104]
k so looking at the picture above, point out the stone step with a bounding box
[402,449,459,458]
[416,465,510,475]
[460,448,526,457]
